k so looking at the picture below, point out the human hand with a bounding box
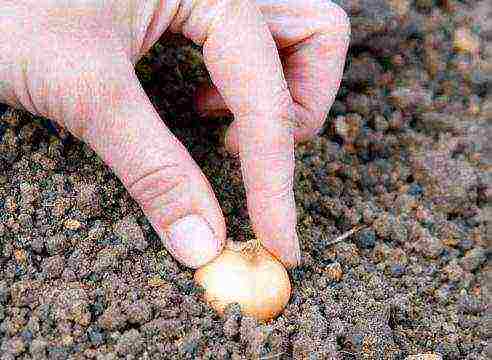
[0,0,349,269]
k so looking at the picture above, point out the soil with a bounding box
[0,1,490,359]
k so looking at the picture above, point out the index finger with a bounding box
[176,0,300,267]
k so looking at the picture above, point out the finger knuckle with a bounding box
[293,103,325,140]
[245,160,293,200]
[252,174,293,202]
[264,185,293,203]
[127,164,190,212]
[237,86,297,135]
[179,0,242,43]
[271,87,297,131]
[49,55,127,141]
[253,149,291,163]
[244,148,294,191]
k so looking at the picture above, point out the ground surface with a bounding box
[0,1,490,359]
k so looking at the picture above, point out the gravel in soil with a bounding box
[1,1,491,359]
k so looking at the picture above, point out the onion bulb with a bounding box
[194,239,291,321]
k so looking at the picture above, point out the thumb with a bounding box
[51,55,226,269]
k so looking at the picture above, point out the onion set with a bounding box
[194,239,291,321]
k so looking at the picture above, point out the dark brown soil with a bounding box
[0,1,490,359]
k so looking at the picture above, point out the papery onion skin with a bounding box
[194,240,291,322]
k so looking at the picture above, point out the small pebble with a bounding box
[61,335,73,347]
[334,242,360,266]
[19,330,33,344]
[435,284,453,304]
[41,255,65,279]
[333,113,363,144]
[406,354,442,360]
[30,237,45,254]
[93,247,119,272]
[371,114,389,132]
[115,329,143,356]
[45,233,69,255]
[408,183,423,196]
[325,262,343,282]
[461,248,486,271]
[390,263,406,277]
[5,337,26,356]
[356,228,376,249]
[418,232,444,258]
[443,261,464,282]
[87,326,105,346]
[388,110,404,130]
[125,300,152,325]
[64,218,81,231]
[98,306,127,331]
[223,316,239,339]
[453,27,480,54]
[179,328,201,355]
[29,338,47,357]
[13,249,27,264]
[114,217,148,252]
[457,238,474,251]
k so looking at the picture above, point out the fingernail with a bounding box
[165,215,220,269]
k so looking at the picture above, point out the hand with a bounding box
[0,0,349,269]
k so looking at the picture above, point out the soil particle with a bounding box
[115,329,143,356]
[125,299,153,325]
[46,283,91,326]
[93,247,121,273]
[460,248,487,272]
[29,338,48,357]
[9,280,41,309]
[390,85,433,111]
[74,181,102,218]
[87,325,105,346]
[411,150,478,214]
[332,113,363,146]
[442,260,464,283]
[334,242,361,266]
[178,327,202,357]
[406,354,442,360]
[1,336,26,357]
[220,303,241,339]
[41,255,65,279]
[356,228,376,249]
[45,233,69,256]
[98,305,128,331]
[1,1,491,358]
[113,216,148,252]
[409,223,444,258]
[325,261,343,282]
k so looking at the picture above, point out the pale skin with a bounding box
[0,0,350,269]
